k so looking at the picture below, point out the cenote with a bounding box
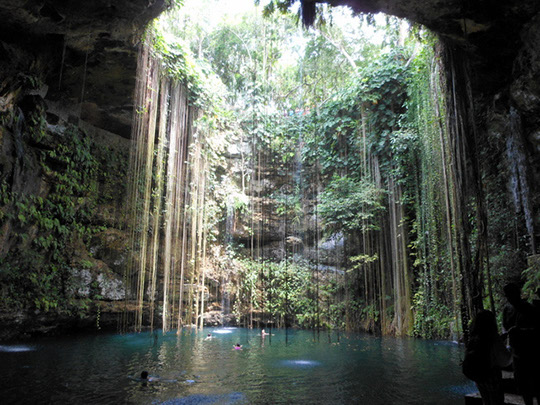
[2,1,540,405]
[0,328,474,404]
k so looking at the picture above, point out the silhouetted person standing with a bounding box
[502,283,540,405]
[463,310,512,405]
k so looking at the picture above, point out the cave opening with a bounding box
[126,0,470,341]
[2,0,540,403]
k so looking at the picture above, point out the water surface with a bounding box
[0,328,474,404]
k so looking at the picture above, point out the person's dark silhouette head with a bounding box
[141,371,149,380]
[503,283,522,306]
[470,310,498,340]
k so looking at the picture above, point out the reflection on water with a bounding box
[159,392,247,405]
[213,329,234,334]
[280,359,321,367]
[0,345,35,352]
[0,328,470,404]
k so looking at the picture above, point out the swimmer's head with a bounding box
[141,371,148,380]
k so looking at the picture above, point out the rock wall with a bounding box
[226,143,344,272]
[0,0,167,339]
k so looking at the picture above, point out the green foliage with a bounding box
[92,142,129,206]
[272,188,303,225]
[412,287,453,339]
[196,9,437,336]
[319,175,384,233]
[350,253,378,269]
[234,258,325,329]
[148,25,211,107]
[263,113,304,163]
[145,4,528,340]
[0,117,106,314]
[522,258,540,301]
[265,260,315,327]
[166,0,184,8]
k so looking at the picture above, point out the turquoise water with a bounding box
[0,328,475,404]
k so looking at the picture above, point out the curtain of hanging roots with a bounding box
[126,40,208,333]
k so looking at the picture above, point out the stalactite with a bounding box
[162,81,185,332]
[169,93,189,330]
[371,156,389,333]
[187,138,202,326]
[249,127,256,329]
[387,170,413,336]
[123,43,149,333]
[256,149,263,329]
[199,204,208,330]
[195,152,207,328]
[388,176,400,332]
[178,177,191,329]
[177,108,197,330]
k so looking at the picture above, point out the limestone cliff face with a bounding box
[0,0,166,138]
[0,0,167,339]
[224,141,345,272]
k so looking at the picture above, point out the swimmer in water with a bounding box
[140,371,159,382]
[261,329,273,337]
[233,343,243,350]
[205,333,213,340]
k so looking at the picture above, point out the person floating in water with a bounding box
[233,343,243,350]
[140,371,159,382]
[205,333,213,340]
[137,370,179,384]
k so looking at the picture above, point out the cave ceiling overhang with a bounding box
[302,0,540,94]
[1,0,540,137]
[0,0,167,138]
[0,0,166,51]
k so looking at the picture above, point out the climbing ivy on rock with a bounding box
[0,103,112,314]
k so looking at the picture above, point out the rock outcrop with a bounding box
[0,0,167,339]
